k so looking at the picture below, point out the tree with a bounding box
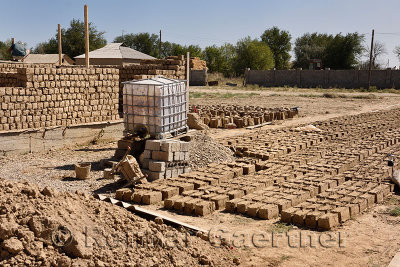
[394,46,400,64]
[293,33,333,69]
[0,40,11,60]
[34,19,107,58]
[293,32,364,69]
[363,41,387,69]
[260,26,291,69]
[234,37,274,75]
[114,32,159,57]
[324,33,364,69]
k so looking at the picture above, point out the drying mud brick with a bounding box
[141,191,162,205]
[194,201,215,216]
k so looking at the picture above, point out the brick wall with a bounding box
[0,66,120,131]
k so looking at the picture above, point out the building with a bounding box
[22,54,74,65]
[74,43,155,65]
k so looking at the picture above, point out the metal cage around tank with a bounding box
[122,77,188,139]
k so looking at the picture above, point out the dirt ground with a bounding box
[1,87,400,266]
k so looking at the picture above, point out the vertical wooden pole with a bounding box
[368,29,374,89]
[11,38,15,45]
[159,30,162,59]
[58,24,62,65]
[186,52,190,89]
[84,5,89,68]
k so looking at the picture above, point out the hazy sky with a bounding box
[1,0,400,66]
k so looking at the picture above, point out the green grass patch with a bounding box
[269,223,293,233]
[298,92,380,99]
[389,207,400,216]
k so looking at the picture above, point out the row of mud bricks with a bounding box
[115,108,400,230]
[189,104,298,128]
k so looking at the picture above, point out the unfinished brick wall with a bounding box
[0,66,120,131]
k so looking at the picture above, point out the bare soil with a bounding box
[1,87,400,266]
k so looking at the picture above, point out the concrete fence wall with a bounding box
[245,69,400,89]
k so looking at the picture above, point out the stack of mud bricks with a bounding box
[190,104,298,128]
[141,139,191,181]
[0,66,120,131]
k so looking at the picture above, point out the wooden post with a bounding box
[186,52,190,89]
[368,29,374,89]
[11,38,14,45]
[84,5,89,68]
[58,24,62,65]
[159,30,162,59]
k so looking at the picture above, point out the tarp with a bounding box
[11,43,26,57]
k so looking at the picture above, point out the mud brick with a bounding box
[351,198,367,212]
[227,189,245,200]
[164,195,182,209]
[380,184,392,196]
[317,205,332,213]
[369,188,384,203]
[173,196,193,212]
[133,191,145,203]
[149,160,166,172]
[176,182,195,193]
[292,209,309,226]
[225,198,242,212]
[276,199,292,212]
[317,182,329,193]
[242,164,256,175]
[193,180,208,189]
[147,171,165,181]
[201,193,218,201]
[232,167,244,177]
[318,212,339,230]
[184,198,203,215]
[281,207,297,223]
[346,203,360,217]
[305,211,322,228]
[141,191,163,205]
[348,191,362,198]
[145,140,162,151]
[331,207,350,223]
[237,201,252,214]
[115,188,131,200]
[327,194,341,201]
[122,190,133,202]
[243,186,256,195]
[327,179,338,188]
[211,195,229,210]
[246,202,264,217]
[359,193,375,207]
[284,195,301,206]
[152,151,173,161]
[161,187,179,199]
[258,204,279,219]
[195,201,215,216]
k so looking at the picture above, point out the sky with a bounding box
[1,0,400,67]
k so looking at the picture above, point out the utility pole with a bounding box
[11,38,14,45]
[368,29,374,89]
[159,30,162,59]
[186,52,190,89]
[58,24,62,66]
[84,5,89,68]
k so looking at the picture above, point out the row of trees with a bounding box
[3,19,400,76]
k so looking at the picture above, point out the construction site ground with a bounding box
[1,87,400,266]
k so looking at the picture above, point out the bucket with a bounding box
[74,163,91,180]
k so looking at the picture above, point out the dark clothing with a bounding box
[10,43,26,57]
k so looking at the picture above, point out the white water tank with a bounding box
[122,77,188,139]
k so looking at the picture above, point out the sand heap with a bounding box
[0,178,239,266]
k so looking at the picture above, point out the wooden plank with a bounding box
[246,122,272,130]
[84,5,89,68]
[58,24,62,66]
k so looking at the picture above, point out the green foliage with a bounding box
[202,43,236,76]
[389,207,400,216]
[293,32,364,69]
[395,46,400,63]
[0,40,12,60]
[33,19,107,58]
[261,26,291,69]
[234,37,274,75]
[114,32,159,57]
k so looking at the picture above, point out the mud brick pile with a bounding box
[0,66,120,131]
[0,72,22,87]
[140,139,191,181]
[190,104,298,128]
[189,57,207,70]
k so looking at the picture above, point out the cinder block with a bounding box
[152,151,173,161]
[173,152,180,161]
[145,140,162,151]
[180,141,190,152]
[149,160,166,172]
[147,171,165,181]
